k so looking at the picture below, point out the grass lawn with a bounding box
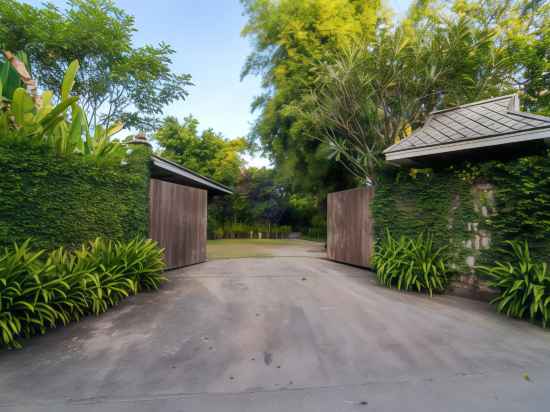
[207,238,325,259]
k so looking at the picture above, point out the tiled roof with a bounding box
[384,95,550,161]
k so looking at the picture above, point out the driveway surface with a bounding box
[1,255,550,411]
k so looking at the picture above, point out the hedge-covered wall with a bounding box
[372,150,550,276]
[0,138,151,250]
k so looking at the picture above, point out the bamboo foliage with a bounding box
[0,238,166,348]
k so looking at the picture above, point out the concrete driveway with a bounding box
[1,255,550,411]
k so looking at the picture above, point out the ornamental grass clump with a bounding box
[477,240,550,328]
[0,238,165,348]
[373,229,450,296]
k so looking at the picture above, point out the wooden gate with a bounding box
[149,178,207,269]
[327,186,374,268]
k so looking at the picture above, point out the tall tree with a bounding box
[243,0,549,187]
[154,116,247,187]
[410,0,549,113]
[240,0,384,193]
[0,0,192,131]
[310,10,516,184]
[231,167,289,225]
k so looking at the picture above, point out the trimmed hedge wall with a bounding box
[0,138,151,250]
[372,151,550,275]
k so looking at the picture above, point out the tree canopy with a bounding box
[0,0,192,131]
[154,116,247,188]
[154,116,321,233]
[241,0,550,187]
[240,0,381,193]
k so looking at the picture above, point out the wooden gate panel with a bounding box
[149,179,207,269]
[327,187,374,268]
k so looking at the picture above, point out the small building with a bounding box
[384,94,550,165]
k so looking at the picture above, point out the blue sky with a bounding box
[26,0,412,166]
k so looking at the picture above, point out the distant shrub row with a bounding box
[211,223,292,239]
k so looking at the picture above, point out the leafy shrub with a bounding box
[1,52,125,159]
[0,137,151,250]
[304,226,326,241]
[477,240,550,327]
[373,229,450,296]
[213,227,225,239]
[0,238,165,348]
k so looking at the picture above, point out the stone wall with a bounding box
[450,182,498,301]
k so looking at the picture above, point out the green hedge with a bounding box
[0,137,151,250]
[372,151,550,275]
[211,222,292,239]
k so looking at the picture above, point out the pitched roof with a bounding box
[150,155,233,195]
[384,94,550,163]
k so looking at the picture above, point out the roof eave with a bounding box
[151,155,233,195]
[385,128,550,162]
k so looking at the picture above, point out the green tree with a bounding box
[240,0,383,193]
[208,166,323,235]
[413,0,549,114]
[0,0,192,131]
[154,116,247,187]
[310,11,514,184]
[241,0,549,187]
[232,167,289,224]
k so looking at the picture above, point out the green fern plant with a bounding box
[477,240,550,327]
[373,229,450,296]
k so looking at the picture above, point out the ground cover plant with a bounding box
[0,238,166,348]
[478,240,550,328]
[373,229,451,296]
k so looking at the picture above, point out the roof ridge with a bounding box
[430,94,516,115]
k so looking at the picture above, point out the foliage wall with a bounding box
[372,151,550,276]
[0,138,151,250]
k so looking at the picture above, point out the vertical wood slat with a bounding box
[149,179,207,269]
[327,187,374,268]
